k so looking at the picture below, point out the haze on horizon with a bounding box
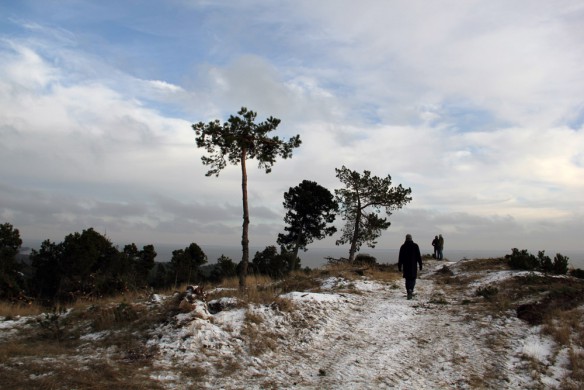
[1,1,583,256]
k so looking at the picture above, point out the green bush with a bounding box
[553,254,569,275]
[508,248,538,270]
[355,253,377,265]
[507,248,569,275]
[537,251,553,273]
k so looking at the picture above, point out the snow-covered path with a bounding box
[208,263,533,389]
[148,260,571,389]
[274,279,515,388]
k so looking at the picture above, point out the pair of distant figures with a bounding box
[431,234,444,260]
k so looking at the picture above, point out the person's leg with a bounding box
[405,278,416,299]
[408,278,416,293]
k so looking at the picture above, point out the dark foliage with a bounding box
[354,253,377,265]
[507,248,569,275]
[24,228,158,303]
[170,243,207,286]
[252,246,298,279]
[0,223,24,299]
[277,180,338,265]
[208,255,238,283]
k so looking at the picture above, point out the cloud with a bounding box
[1,1,584,255]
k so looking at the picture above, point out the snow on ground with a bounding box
[0,259,574,388]
[0,315,30,341]
[141,260,571,389]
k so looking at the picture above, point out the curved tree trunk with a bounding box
[240,148,249,289]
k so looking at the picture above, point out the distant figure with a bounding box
[431,235,439,259]
[398,234,423,300]
[438,234,444,260]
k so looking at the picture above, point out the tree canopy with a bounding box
[30,228,158,302]
[334,166,412,262]
[277,180,338,267]
[0,223,23,299]
[170,243,207,286]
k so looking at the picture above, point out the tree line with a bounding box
[0,222,296,304]
[0,224,208,304]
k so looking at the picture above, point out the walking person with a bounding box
[431,235,439,259]
[438,234,444,260]
[398,234,423,300]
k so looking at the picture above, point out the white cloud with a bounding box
[1,1,584,255]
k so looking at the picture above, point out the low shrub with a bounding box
[507,248,569,275]
[475,285,499,300]
[355,253,377,265]
[36,307,68,342]
[508,248,538,271]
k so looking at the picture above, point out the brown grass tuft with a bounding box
[458,257,509,273]
[0,301,45,318]
[271,296,296,312]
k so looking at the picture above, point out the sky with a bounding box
[1,0,584,257]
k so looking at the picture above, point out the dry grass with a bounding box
[0,301,45,318]
[244,308,264,325]
[71,289,151,308]
[220,274,274,289]
[565,348,584,388]
[271,296,296,312]
[318,261,401,284]
[81,302,144,331]
[0,290,173,389]
[0,339,72,364]
[209,274,281,306]
[0,333,161,389]
[457,257,509,273]
[241,309,278,356]
[217,356,242,375]
[276,270,323,293]
[177,365,208,383]
[0,358,163,390]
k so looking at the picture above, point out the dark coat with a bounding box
[398,240,422,279]
[431,237,439,248]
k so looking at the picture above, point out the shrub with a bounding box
[508,248,538,270]
[507,248,569,275]
[36,307,68,342]
[251,246,296,279]
[537,251,553,273]
[355,253,377,265]
[553,254,569,275]
[475,285,499,299]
